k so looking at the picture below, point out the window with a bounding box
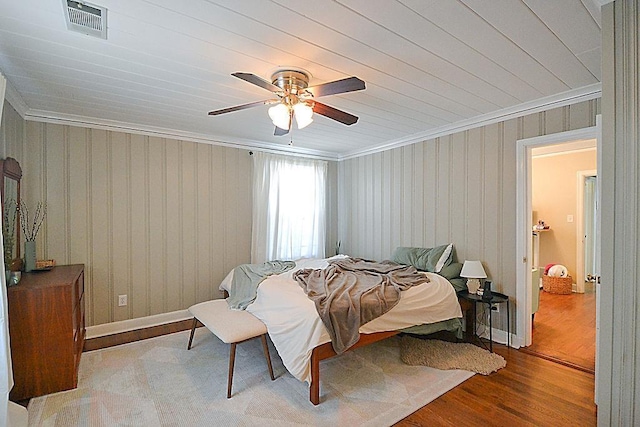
[251,152,326,263]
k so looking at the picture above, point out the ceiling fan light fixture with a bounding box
[268,103,290,130]
[293,103,313,129]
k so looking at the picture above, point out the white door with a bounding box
[594,116,602,404]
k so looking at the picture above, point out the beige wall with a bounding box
[2,96,599,332]
[532,150,597,279]
[338,99,600,332]
[0,101,25,163]
[23,122,255,327]
[8,115,338,327]
[599,2,640,422]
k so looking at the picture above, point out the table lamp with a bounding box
[461,260,487,294]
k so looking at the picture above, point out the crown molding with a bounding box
[10,83,601,163]
[3,80,29,118]
[22,109,340,161]
[338,83,602,160]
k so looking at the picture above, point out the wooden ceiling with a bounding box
[0,0,603,159]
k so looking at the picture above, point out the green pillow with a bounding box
[447,277,468,293]
[438,262,463,280]
[437,262,466,292]
[391,244,453,273]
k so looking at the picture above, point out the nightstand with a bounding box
[457,290,510,352]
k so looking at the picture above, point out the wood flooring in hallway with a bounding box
[522,288,596,372]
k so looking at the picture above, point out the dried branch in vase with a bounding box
[19,201,47,242]
[3,199,18,266]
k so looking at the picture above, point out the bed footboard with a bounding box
[309,330,399,405]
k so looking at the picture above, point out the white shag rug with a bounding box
[27,331,475,426]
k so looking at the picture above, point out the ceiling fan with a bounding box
[208,68,366,136]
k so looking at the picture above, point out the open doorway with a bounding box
[524,143,597,372]
[514,123,601,376]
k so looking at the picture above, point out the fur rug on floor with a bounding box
[400,336,507,375]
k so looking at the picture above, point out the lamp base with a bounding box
[466,278,481,294]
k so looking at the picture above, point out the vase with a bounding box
[25,240,36,273]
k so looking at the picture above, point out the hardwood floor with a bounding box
[84,321,597,426]
[396,344,596,426]
[521,288,596,372]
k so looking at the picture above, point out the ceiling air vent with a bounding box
[63,0,107,39]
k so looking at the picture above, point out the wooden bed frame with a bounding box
[307,297,474,405]
[224,290,474,405]
[309,331,399,405]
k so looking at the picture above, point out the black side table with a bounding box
[457,290,510,352]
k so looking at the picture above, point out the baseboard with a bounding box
[478,327,519,349]
[86,309,192,339]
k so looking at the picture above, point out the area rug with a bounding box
[400,336,506,375]
[27,331,474,426]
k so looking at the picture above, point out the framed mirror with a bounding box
[1,157,22,268]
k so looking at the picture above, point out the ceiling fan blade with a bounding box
[208,99,275,116]
[274,126,289,136]
[306,76,365,98]
[232,72,282,93]
[312,101,359,125]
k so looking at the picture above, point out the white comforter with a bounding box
[220,256,462,384]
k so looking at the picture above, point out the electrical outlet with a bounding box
[118,294,127,307]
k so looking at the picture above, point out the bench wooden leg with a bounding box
[187,318,198,350]
[260,334,275,381]
[227,343,237,398]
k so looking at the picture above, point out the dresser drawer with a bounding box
[8,264,85,400]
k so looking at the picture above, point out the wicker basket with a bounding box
[542,275,573,294]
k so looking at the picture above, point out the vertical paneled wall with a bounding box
[0,101,25,163]
[23,122,253,327]
[599,1,639,423]
[338,99,600,330]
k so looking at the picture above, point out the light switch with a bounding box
[567,215,574,223]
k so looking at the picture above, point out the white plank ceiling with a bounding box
[0,0,602,159]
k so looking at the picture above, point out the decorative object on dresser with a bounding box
[7,264,85,400]
[460,260,487,294]
[19,200,47,273]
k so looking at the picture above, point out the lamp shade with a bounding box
[460,260,487,278]
[293,103,313,129]
[268,103,291,130]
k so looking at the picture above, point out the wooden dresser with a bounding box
[7,264,85,400]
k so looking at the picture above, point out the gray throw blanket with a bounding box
[294,258,429,354]
[227,260,296,310]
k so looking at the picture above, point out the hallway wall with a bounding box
[532,149,597,280]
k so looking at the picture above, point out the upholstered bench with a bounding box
[187,299,276,398]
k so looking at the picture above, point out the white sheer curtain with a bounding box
[251,152,327,263]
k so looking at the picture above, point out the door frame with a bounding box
[515,125,598,347]
[575,169,597,294]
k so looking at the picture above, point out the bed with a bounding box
[220,246,466,405]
